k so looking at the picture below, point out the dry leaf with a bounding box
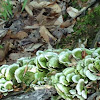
[67,7,79,18]
[9,53,23,61]
[82,50,87,59]
[0,29,7,38]
[29,1,50,8]
[47,3,61,13]
[36,9,59,26]
[25,43,43,52]
[17,31,28,39]
[66,24,74,33]
[40,26,51,43]
[39,26,57,43]
[9,52,32,60]
[60,19,76,28]
[24,24,39,29]
[36,9,46,24]
[10,31,28,39]
[14,88,22,92]
[54,15,63,26]
[52,28,65,39]
[60,20,72,28]
[25,5,33,16]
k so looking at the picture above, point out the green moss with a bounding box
[63,14,68,21]
[73,6,100,47]
[81,0,88,2]
[70,0,88,9]
[56,5,100,49]
[0,45,3,48]
[70,0,81,9]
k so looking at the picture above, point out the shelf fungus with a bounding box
[15,65,37,86]
[72,48,82,59]
[0,47,100,99]
[5,64,19,81]
[0,78,13,93]
[52,67,88,99]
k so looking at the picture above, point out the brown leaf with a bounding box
[36,8,60,26]
[25,5,33,16]
[39,26,57,43]
[29,1,50,8]
[9,52,32,61]
[0,94,3,99]
[47,3,61,13]
[67,7,79,18]
[10,31,28,39]
[25,43,43,52]
[9,53,23,61]
[82,50,87,59]
[14,88,22,92]
[24,24,39,29]
[60,20,72,28]
[0,29,7,39]
[54,15,63,26]
[16,31,28,39]
[60,19,76,28]
[36,9,47,24]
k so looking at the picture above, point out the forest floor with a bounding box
[0,0,100,100]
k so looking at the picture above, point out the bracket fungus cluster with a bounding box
[0,48,100,99]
